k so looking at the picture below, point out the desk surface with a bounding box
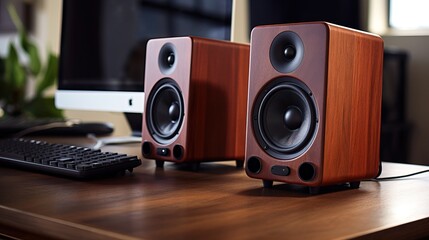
[0,137,429,240]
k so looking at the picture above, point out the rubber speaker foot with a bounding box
[263,180,273,188]
[155,160,165,168]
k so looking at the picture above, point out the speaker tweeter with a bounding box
[269,31,304,73]
[158,43,177,75]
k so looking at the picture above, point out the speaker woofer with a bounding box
[147,79,184,144]
[253,77,317,159]
[269,31,304,73]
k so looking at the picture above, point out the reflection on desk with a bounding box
[0,137,428,240]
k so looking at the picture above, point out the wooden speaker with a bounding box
[245,22,384,191]
[142,37,250,169]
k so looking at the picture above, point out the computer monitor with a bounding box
[55,0,246,137]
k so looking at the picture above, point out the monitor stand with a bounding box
[90,113,142,149]
[124,112,143,137]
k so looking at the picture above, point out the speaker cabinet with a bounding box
[142,37,250,168]
[245,22,384,191]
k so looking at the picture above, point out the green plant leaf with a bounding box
[17,18,42,76]
[18,25,29,50]
[0,57,4,77]
[0,57,6,101]
[36,53,58,97]
[7,3,24,33]
[25,40,42,76]
[8,3,41,76]
[4,43,26,89]
[4,3,61,119]
[24,96,64,119]
[3,44,26,112]
[13,61,26,88]
[4,43,18,86]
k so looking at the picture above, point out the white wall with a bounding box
[383,36,429,165]
[366,0,429,165]
[32,0,62,56]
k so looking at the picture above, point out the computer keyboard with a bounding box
[0,138,141,179]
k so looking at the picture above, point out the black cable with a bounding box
[87,134,142,150]
[373,169,429,181]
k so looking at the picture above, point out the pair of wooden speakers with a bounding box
[142,22,384,190]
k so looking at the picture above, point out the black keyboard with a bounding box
[0,138,141,179]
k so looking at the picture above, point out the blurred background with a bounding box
[0,0,428,166]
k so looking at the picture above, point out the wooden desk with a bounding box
[0,137,429,239]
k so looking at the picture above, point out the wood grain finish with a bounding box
[245,22,383,186]
[0,137,429,240]
[142,37,250,163]
[323,23,384,184]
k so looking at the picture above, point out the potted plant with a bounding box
[0,4,63,119]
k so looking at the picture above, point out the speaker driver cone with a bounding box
[270,31,304,73]
[158,43,177,75]
[147,79,184,144]
[253,77,317,159]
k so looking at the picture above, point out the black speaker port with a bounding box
[298,162,316,181]
[247,157,262,174]
[142,142,152,156]
[173,145,184,160]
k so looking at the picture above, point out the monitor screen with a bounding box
[55,0,233,115]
